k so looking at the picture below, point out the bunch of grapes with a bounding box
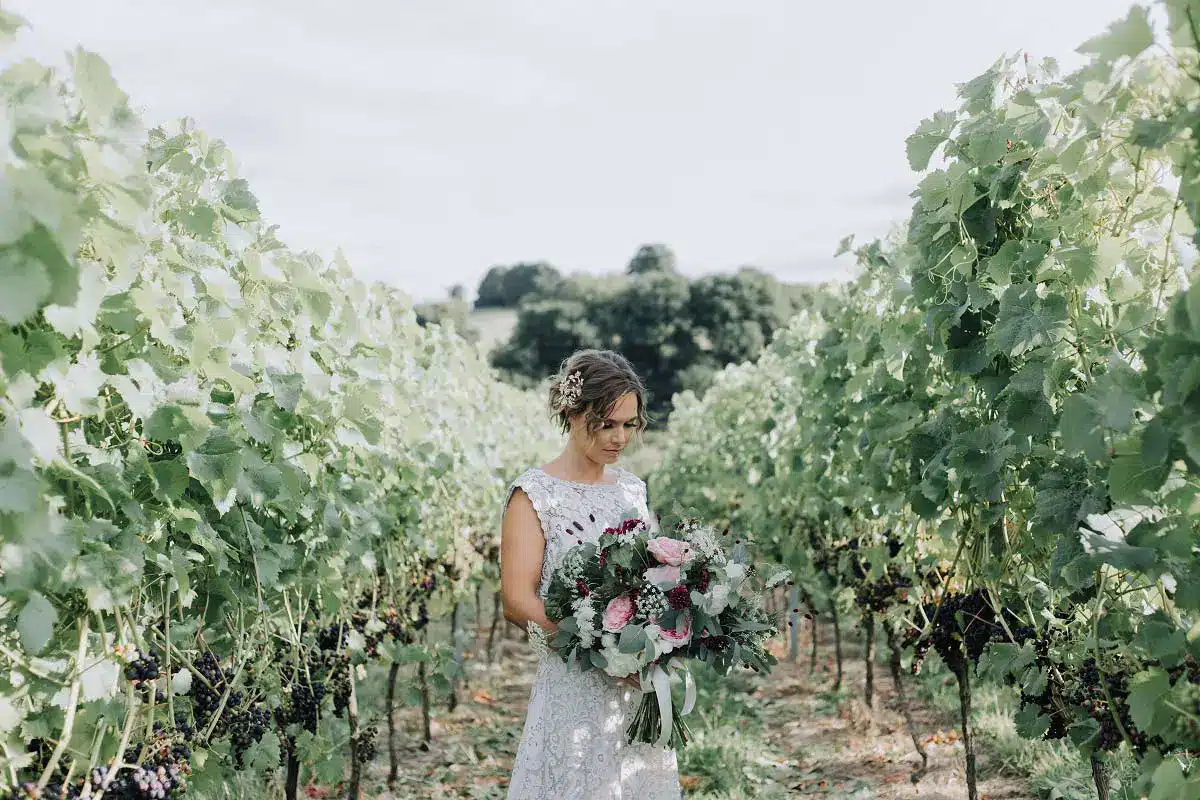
[384,604,414,645]
[4,782,79,800]
[903,590,1003,673]
[1070,657,1146,753]
[74,729,193,799]
[415,600,430,631]
[330,659,352,718]
[107,762,187,799]
[284,680,326,734]
[316,623,344,652]
[188,651,227,733]
[1017,679,1070,740]
[227,705,271,769]
[353,723,378,764]
[853,569,911,613]
[884,531,901,558]
[124,650,161,686]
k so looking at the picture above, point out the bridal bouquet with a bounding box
[536,515,788,749]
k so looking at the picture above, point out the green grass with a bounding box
[676,666,790,799]
[912,657,1141,800]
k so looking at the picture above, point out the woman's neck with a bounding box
[547,445,608,484]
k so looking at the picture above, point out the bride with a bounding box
[499,349,682,799]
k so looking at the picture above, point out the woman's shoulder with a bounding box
[614,466,645,486]
[613,467,648,497]
[508,466,551,495]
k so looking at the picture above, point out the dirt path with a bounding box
[349,621,1034,799]
[750,628,1029,799]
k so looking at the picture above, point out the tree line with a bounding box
[476,244,826,420]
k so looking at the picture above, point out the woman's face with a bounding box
[571,392,639,465]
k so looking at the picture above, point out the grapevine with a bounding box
[0,6,557,797]
[653,5,1200,798]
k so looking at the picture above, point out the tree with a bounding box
[474,262,562,308]
[489,255,815,422]
[602,271,696,419]
[474,266,510,308]
[686,268,794,365]
[491,298,601,377]
[626,244,678,276]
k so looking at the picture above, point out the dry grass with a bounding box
[329,615,1042,799]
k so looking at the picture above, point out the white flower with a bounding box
[560,549,587,582]
[692,583,731,616]
[682,523,726,563]
[600,645,641,678]
[724,562,748,588]
[573,595,599,648]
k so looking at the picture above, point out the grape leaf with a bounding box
[1108,452,1169,503]
[17,592,56,654]
[906,111,956,171]
[990,284,1068,356]
[1077,7,1154,64]
[0,248,51,325]
[1126,668,1170,735]
[1014,703,1050,739]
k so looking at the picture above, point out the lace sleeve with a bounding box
[506,469,554,544]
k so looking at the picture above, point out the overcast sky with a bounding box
[8,1,1141,302]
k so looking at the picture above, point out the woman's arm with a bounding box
[500,488,557,633]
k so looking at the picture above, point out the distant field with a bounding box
[469,307,519,354]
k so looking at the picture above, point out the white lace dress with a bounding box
[504,466,682,800]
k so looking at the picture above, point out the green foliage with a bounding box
[415,291,479,344]
[0,26,557,795]
[473,261,562,308]
[654,4,1200,796]
[626,243,678,276]
[493,257,821,420]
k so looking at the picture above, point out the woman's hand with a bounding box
[616,673,642,691]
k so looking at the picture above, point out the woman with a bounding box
[500,349,681,799]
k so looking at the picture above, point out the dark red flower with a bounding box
[666,585,690,610]
[576,579,590,597]
[697,568,710,595]
[619,518,642,534]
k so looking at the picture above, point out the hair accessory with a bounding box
[553,370,584,412]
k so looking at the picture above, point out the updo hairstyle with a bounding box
[548,349,649,436]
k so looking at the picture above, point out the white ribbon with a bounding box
[641,657,697,747]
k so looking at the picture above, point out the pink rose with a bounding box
[602,594,636,633]
[659,612,693,646]
[644,564,681,588]
[646,536,696,567]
